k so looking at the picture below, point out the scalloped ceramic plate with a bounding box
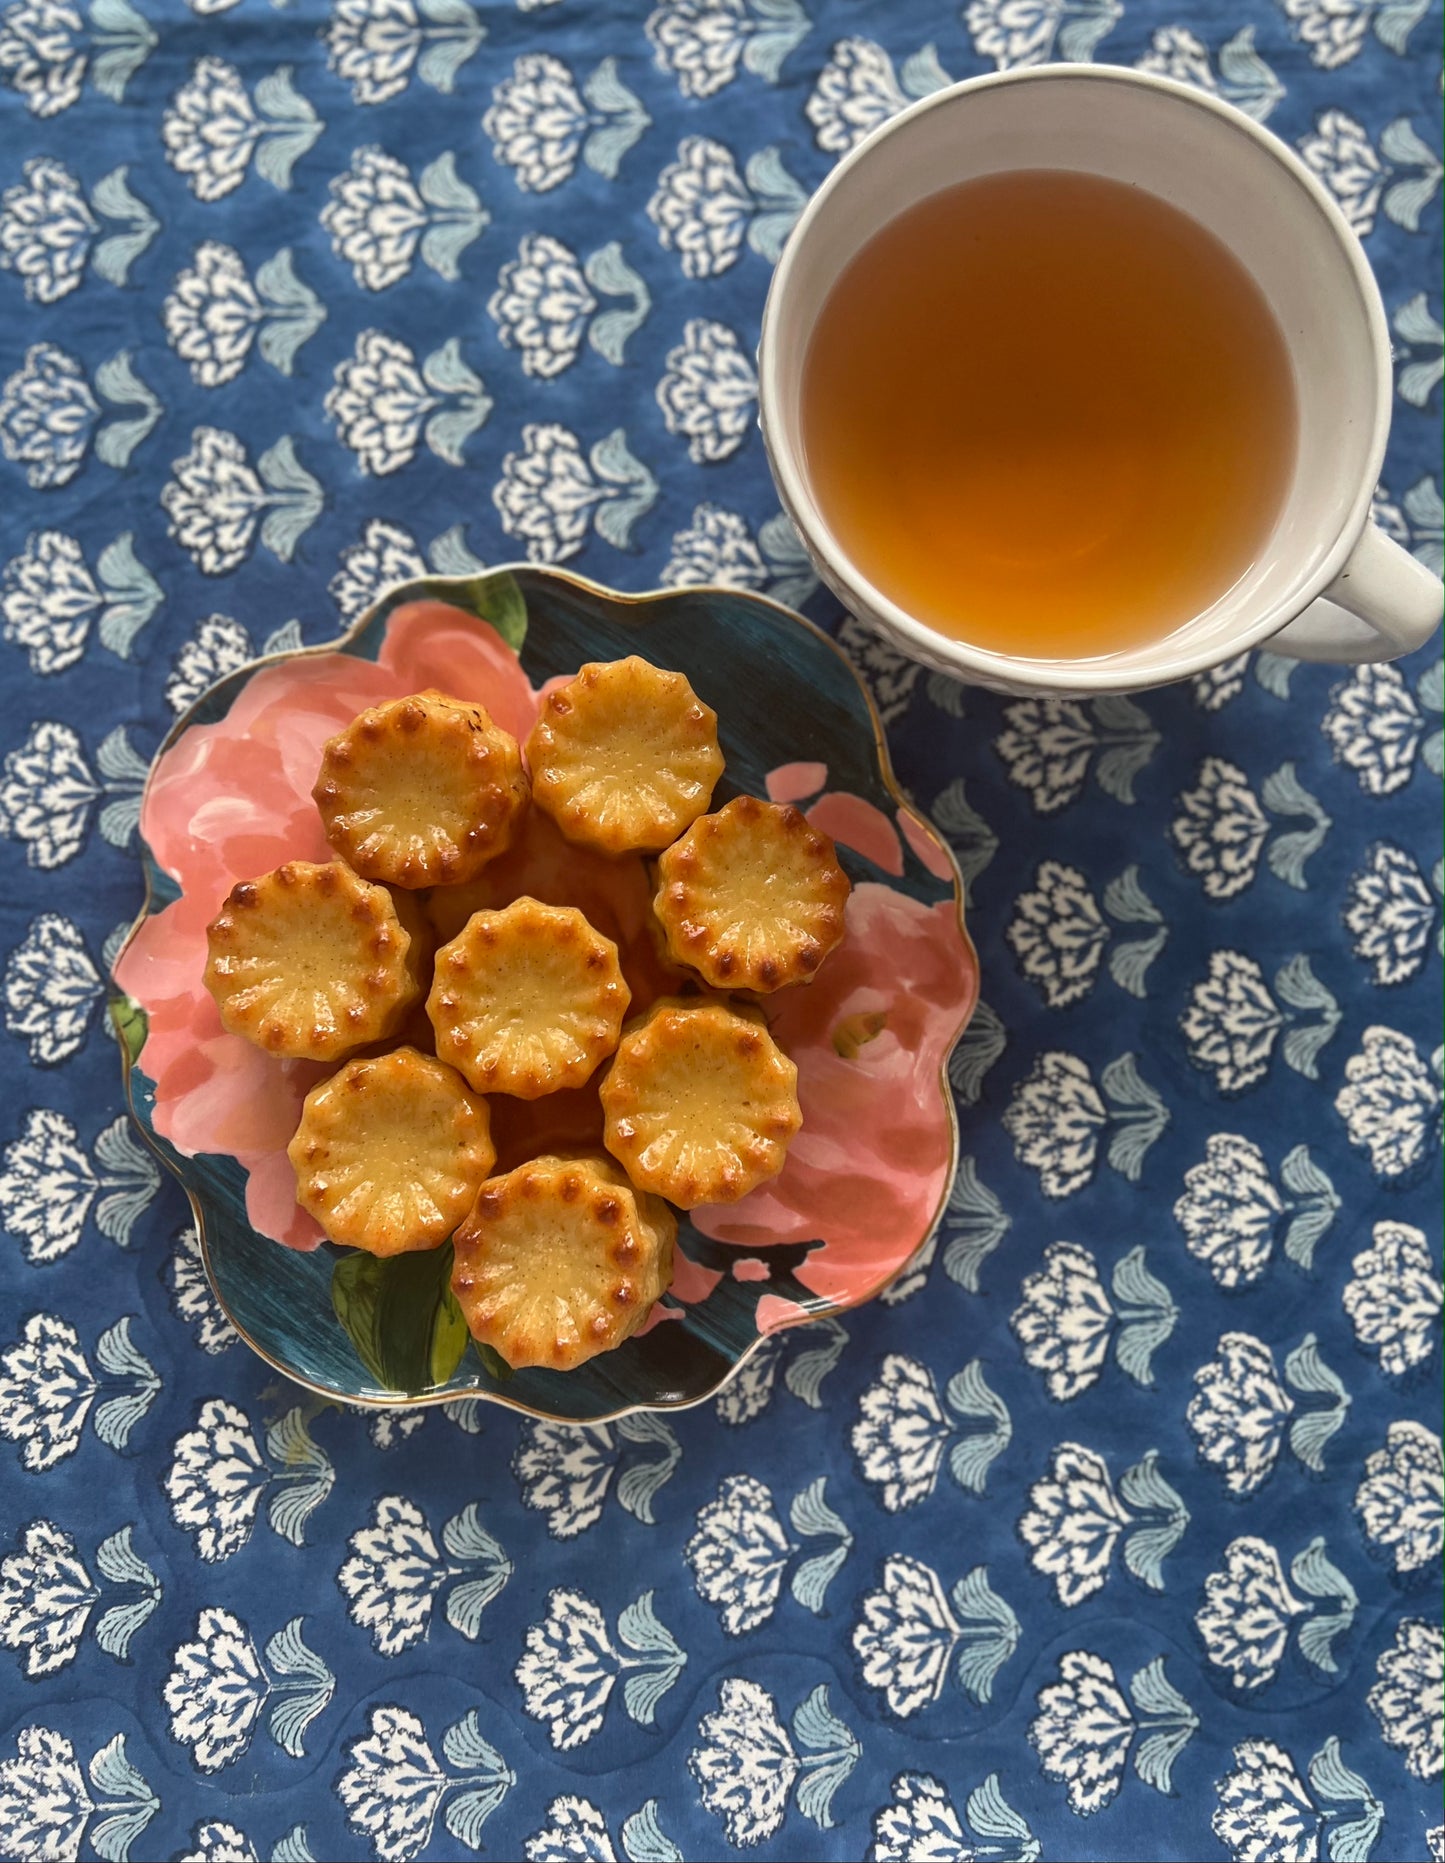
[111,569,978,1423]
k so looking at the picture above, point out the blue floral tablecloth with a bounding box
[0,1,1440,1858]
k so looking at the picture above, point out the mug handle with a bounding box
[1268,522,1443,664]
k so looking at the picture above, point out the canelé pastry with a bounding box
[654,795,850,992]
[287,1046,495,1255]
[599,995,802,1206]
[451,1151,675,1370]
[425,805,687,1014]
[427,897,631,1098]
[487,1078,607,1175]
[314,690,528,888]
[204,860,424,1061]
[525,656,724,854]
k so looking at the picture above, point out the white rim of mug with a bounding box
[757,64,1394,691]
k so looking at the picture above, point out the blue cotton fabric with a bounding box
[0,1,1441,1858]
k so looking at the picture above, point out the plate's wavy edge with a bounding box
[109,563,980,1424]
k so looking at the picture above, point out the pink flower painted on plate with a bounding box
[694,874,977,1321]
[115,601,538,1249]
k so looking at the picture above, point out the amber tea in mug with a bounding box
[799,169,1299,661]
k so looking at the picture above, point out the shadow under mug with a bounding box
[758,65,1443,697]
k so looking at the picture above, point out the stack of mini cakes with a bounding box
[203,656,852,1373]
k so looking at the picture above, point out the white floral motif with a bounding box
[0,342,97,489]
[1212,1740,1320,1860]
[523,1795,680,1863]
[648,0,742,97]
[1369,1619,1442,1780]
[493,423,657,562]
[163,59,322,202]
[1006,862,1107,1007]
[163,245,262,386]
[1300,109,1385,233]
[656,318,756,463]
[163,1608,333,1771]
[689,1677,860,1845]
[489,235,595,379]
[326,331,491,475]
[484,53,587,191]
[995,696,1159,812]
[516,1588,686,1750]
[329,519,426,623]
[1020,1444,1188,1606]
[0,157,95,301]
[484,53,649,194]
[1196,1538,1310,1689]
[836,615,921,730]
[853,1556,1020,1715]
[1188,1334,1295,1497]
[1335,1025,1441,1179]
[166,616,254,714]
[686,1475,791,1635]
[162,427,323,575]
[336,1704,513,1862]
[1181,951,1285,1092]
[647,0,808,97]
[965,0,1121,69]
[1281,0,1428,67]
[1004,1051,1168,1197]
[323,147,488,291]
[648,135,750,275]
[163,243,324,387]
[0,719,149,868]
[166,1225,238,1353]
[324,0,484,106]
[1355,1421,1442,1575]
[1214,1737,1385,1863]
[1344,843,1437,984]
[869,1771,1040,1861]
[337,1496,510,1654]
[0,1520,95,1675]
[806,38,949,154]
[1343,1222,1442,1376]
[687,1473,851,1632]
[1323,662,1426,793]
[1174,1135,1282,1287]
[0,0,85,116]
[0,1106,158,1262]
[1,529,162,673]
[0,1727,159,1862]
[4,913,101,1063]
[648,136,803,276]
[1010,1242,1180,1402]
[1004,1053,1105,1196]
[853,1356,999,1510]
[662,503,765,589]
[1,532,96,672]
[1137,24,1284,120]
[2,1315,156,1473]
[1031,1650,1199,1812]
[176,1823,257,1863]
[165,1400,334,1561]
[1171,759,1269,899]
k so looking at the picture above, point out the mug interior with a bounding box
[761,69,1387,683]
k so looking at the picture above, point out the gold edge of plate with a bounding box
[110,564,979,1421]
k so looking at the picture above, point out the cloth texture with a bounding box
[0,0,1440,1858]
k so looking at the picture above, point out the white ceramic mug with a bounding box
[758,66,1443,696]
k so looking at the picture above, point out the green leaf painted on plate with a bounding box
[331,1242,469,1393]
[109,992,147,1067]
[431,570,527,652]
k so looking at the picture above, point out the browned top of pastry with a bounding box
[427,896,631,1099]
[525,655,724,854]
[599,994,801,1207]
[654,794,850,992]
[204,859,423,1061]
[287,1045,494,1255]
[314,689,528,888]
[451,1150,675,1370]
